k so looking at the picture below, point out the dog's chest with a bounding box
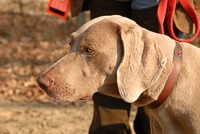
[151,101,200,134]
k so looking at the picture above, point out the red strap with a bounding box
[157,0,200,42]
[157,0,168,34]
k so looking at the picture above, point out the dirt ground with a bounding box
[0,99,93,134]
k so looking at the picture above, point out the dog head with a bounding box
[37,15,167,103]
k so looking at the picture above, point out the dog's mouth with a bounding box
[79,95,91,100]
[40,86,92,101]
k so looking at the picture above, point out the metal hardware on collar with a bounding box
[147,42,182,109]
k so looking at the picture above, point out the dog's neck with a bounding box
[147,42,182,109]
[98,75,122,99]
[98,84,121,99]
[134,42,182,108]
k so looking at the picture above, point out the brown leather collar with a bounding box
[147,42,182,109]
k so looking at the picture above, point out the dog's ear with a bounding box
[117,24,167,103]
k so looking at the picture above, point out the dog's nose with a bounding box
[36,75,54,90]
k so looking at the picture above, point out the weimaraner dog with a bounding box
[37,15,200,133]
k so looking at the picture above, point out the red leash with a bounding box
[157,0,200,42]
[157,0,168,34]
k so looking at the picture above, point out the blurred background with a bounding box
[0,0,93,134]
[0,0,90,102]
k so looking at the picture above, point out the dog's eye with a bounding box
[80,46,93,54]
[86,48,93,53]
